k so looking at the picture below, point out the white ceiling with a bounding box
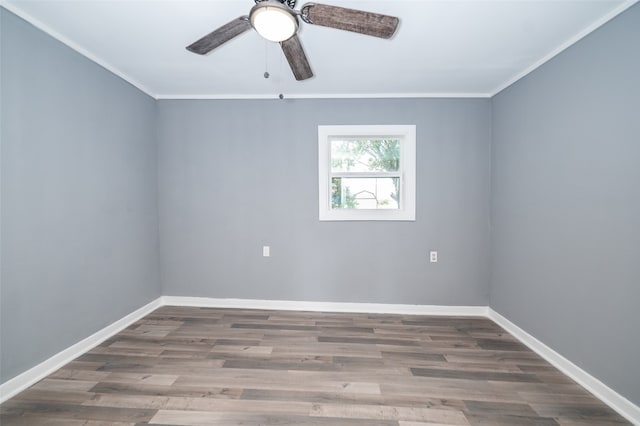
[2,0,636,99]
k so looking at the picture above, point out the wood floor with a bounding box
[0,306,629,425]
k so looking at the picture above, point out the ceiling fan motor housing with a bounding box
[255,0,297,9]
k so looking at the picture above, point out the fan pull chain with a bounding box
[263,40,270,79]
[278,47,285,99]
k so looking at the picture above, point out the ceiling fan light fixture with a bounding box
[250,2,298,42]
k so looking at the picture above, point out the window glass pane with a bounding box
[331,177,400,210]
[330,139,400,173]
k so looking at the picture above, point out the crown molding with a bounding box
[491,0,639,96]
[0,1,157,99]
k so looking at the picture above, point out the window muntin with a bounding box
[319,125,416,221]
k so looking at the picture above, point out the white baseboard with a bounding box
[1,296,637,425]
[488,308,640,425]
[0,297,163,403]
[160,296,489,317]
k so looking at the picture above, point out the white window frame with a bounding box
[318,124,416,221]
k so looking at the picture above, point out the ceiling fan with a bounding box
[186,0,400,81]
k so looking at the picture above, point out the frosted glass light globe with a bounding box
[251,3,298,42]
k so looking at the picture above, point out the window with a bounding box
[318,125,416,221]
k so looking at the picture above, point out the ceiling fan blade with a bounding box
[302,3,398,39]
[280,35,313,81]
[186,16,251,55]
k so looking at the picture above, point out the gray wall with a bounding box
[491,4,640,405]
[157,98,492,305]
[0,9,160,383]
[3,0,638,410]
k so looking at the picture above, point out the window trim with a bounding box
[318,124,416,221]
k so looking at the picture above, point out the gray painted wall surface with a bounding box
[0,9,160,382]
[3,0,638,410]
[491,5,640,405]
[158,98,492,305]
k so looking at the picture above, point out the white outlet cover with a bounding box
[263,246,270,257]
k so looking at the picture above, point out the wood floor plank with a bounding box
[463,413,560,425]
[149,409,399,425]
[0,401,156,423]
[410,367,541,382]
[240,388,466,411]
[11,389,94,406]
[89,381,242,399]
[463,400,539,417]
[309,402,470,424]
[0,306,630,425]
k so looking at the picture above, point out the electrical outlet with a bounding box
[263,246,270,257]
[430,251,438,263]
